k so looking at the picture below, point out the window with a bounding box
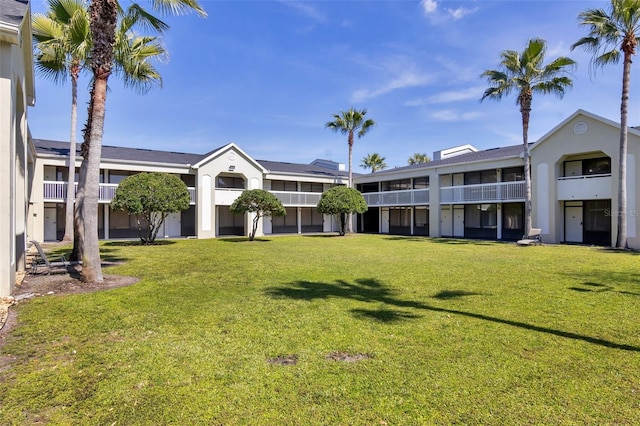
[271,180,297,191]
[413,177,429,189]
[464,204,497,229]
[109,171,131,184]
[502,167,524,182]
[216,176,244,189]
[464,170,497,185]
[358,182,379,193]
[503,203,523,230]
[583,157,611,175]
[300,182,324,193]
[389,208,411,227]
[381,179,410,191]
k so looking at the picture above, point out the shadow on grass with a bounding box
[266,278,640,352]
[565,271,640,297]
[220,238,271,243]
[428,238,495,246]
[103,240,176,247]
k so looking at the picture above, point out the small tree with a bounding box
[316,186,368,236]
[230,189,286,241]
[111,172,190,244]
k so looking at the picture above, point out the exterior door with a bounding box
[44,207,57,241]
[453,206,465,237]
[163,212,181,237]
[565,205,583,243]
[440,206,452,237]
[380,208,389,233]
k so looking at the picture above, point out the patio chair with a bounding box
[516,228,542,246]
[28,240,76,274]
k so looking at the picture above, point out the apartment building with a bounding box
[355,109,640,248]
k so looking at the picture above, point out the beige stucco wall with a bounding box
[0,29,33,296]
[531,111,640,248]
[195,145,264,239]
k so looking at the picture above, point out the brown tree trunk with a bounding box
[519,91,533,238]
[616,51,631,249]
[347,130,354,233]
[62,63,79,242]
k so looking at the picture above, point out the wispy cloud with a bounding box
[278,0,327,24]
[406,86,484,106]
[421,0,478,22]
[350,57,435,102]
[431,109,483,122]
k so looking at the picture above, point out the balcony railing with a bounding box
[270,190,323,207]
[440,181,525,204]
[43,181,197,204]
[557,173,611,200]
[362,189,430,207]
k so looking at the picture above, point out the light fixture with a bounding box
[228,165,235,171]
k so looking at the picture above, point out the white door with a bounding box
[163,212,181,237]
[44,207,57,241]
[565,206,583,243]
[453,206,465,237]
[440,207,452,237]
[381,208,389,233]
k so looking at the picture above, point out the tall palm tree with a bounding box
[77,0,203,283]
[408,152,431,165]
[360,153,387,172]
[572,0,640,249]
[33,0,166,248]
[325,108,376,188]
[33,0,91,243]
[481,38,575,237]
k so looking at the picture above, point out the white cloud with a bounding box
[446,6,478,21]
[406,86,484,106]
[431,110,483,122]
[421,0,438,14]
[351,69,435,102]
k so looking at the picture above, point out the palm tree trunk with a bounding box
[520,92,533,237]
[616,52,631,249]
[62,64,79,242]
[347,131,354,233]
[79,0,117,283]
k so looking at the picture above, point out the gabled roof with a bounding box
[367,143,525,177]
[192,142,266,172]
[33,139,206,165]
[257,159,350,177]
[0,0,28,29]
[532,109,640,151]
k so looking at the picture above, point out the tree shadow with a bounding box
[564,271,640,297]
[432,290,484,300]
[103,240,176,247]
[220,238,271,243]
[266,278,640,352]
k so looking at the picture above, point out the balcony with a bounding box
[362,188,430,207]
[557,174,612,200]
[440,181,525,204]
[270,191,322,207]
[43,181,197,204]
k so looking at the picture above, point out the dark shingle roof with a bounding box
[369,144,525,176]
[0,0,28,27]
[33,139,206,165]
[256,159,350,177]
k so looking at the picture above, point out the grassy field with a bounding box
[0,235,638,425]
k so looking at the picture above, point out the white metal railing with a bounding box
[43,181,197,204]
[362,188,430,206]
[270,190,322,207]
[557,173,612,181]
[440,181,525,204]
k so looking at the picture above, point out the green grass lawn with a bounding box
[1,235,639,425]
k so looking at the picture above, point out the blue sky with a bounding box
[28,0,640,169]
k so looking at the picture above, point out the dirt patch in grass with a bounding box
[267,355,298,366]
[326,352,372,362]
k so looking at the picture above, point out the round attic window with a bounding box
[227,151,236,161]
[574,122,588,135]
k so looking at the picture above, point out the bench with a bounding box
[517,228,542,246]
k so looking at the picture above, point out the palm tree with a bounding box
[33,0,91,243]
[571,0,640,249]
[325,108,376,188]
[408,152,431,165]
[33,0,166,249]
[361,153,387,172]
[481,38,575,237]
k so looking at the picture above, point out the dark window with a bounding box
[301,208,323,232]
[382,179,410,191]
[358,182,379,193]
[464,204,497,239]
[464,170,497,185]
[502,167,525,182]
[502,202,524,241]
[389,207,411,235]
[181,174,196,186]
[300,182,324,193]
[218,206,244,236]
[109,171,131,184]
[414,208,429,236]
[271,180,297,191]
[217,176,244,189]
[583,157,611,175]
[413,177,429,189]
[272,207,297,233]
